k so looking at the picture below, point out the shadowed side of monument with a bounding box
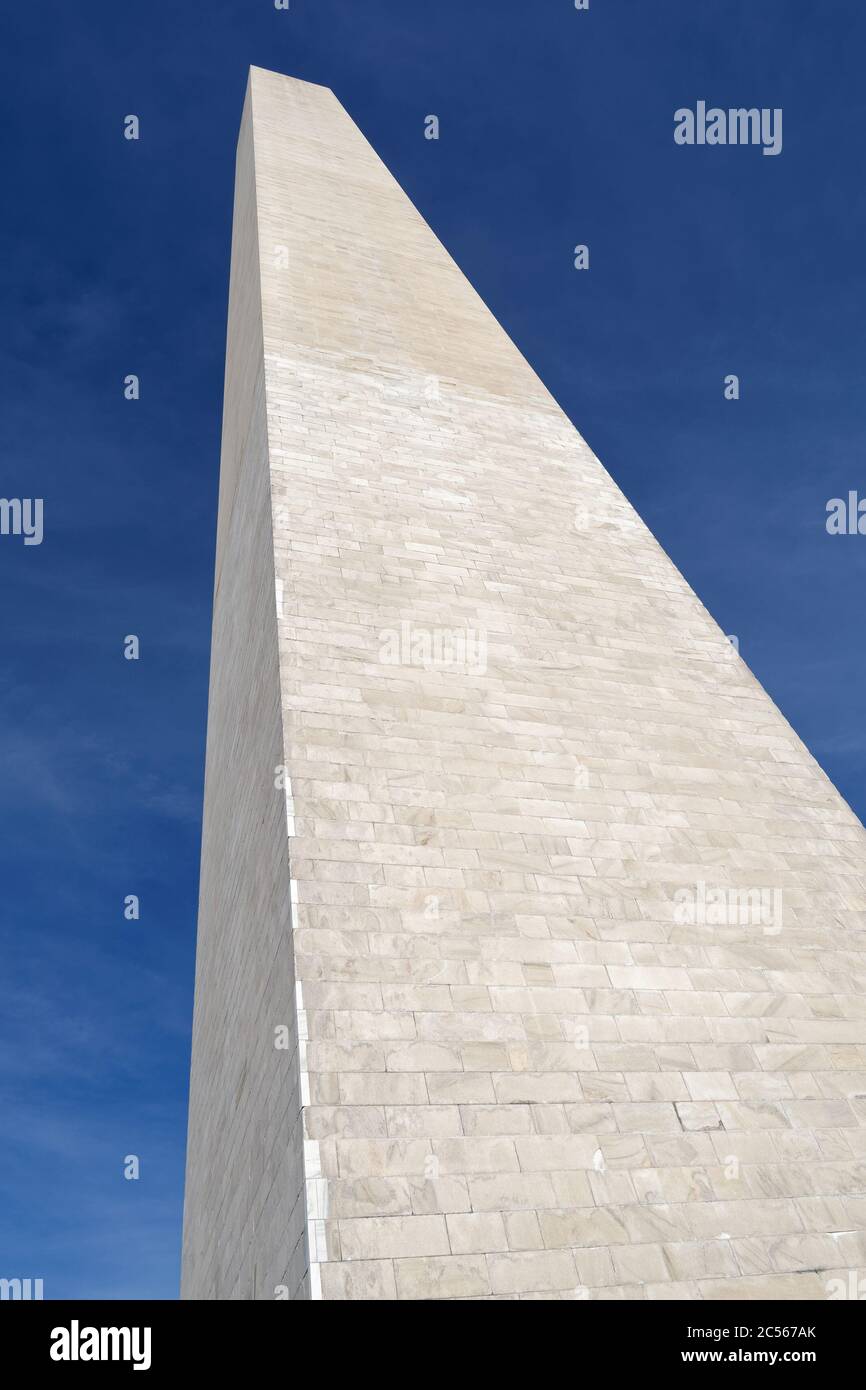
[181,84,308,1301]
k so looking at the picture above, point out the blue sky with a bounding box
[1,0,864,1299]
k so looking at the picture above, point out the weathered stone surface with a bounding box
[182,67,866,1300]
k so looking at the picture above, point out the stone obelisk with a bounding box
[182,67,866,1300]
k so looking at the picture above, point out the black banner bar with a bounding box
[1,1298,858,1375]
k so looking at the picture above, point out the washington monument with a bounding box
[182,68,866,1300]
